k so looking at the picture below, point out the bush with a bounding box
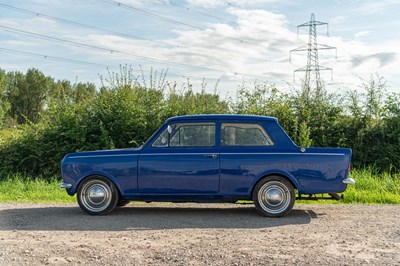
[0,71,229,179]
[0,103,114,178]
[0,68,399,179]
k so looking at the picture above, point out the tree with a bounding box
[73,82,96,103]
[6,68,52,124]
[165,80,229,119]
[0,69,10,128]
[97,65,166,147]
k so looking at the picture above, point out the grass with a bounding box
[0,174,75,203]
[0,169,399,204]
[342,168,400,204]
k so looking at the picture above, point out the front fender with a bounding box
[69,170,123,196]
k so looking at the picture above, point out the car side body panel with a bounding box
[61,150,139,196]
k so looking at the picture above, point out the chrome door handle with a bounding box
[204,154,218,159]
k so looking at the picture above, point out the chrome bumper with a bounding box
[60,182,72,189]
[343,178,355,185]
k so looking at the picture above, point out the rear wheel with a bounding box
[253,176,295,217]
[77,175,119,215]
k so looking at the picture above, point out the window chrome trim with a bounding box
[68,154,137,159]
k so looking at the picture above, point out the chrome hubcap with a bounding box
[258,181,290,214]
[80,180,112,212]
[265,187,284,206]
[88,187,106,204]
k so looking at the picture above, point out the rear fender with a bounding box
[252,169,301,194]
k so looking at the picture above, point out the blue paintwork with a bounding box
[61,114,352,201]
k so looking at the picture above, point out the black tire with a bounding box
[77,175,119,215]
[117,200,131,207]
[253,176,295,217]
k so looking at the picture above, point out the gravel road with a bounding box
[0,203,399,265]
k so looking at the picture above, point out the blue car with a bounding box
[60,114,354,217]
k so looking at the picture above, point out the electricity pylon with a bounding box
[290,13,336,93]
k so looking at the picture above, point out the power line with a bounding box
[0,24,263,78]
[170,1,300,32]
[0,47,220,81]
[0,2,175,48]
[0,2,267,65]
[0,47,116,68]
[170,1,236,25]
[97,0,263,47]
[0,2,274,66]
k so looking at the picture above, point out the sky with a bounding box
[1,0,399,98]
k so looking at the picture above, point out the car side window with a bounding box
[153,123,215,147]
[221,123,273,146]
[152,127,170,147]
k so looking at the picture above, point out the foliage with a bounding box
[0,66,228,178]
[335,75,399,171]
[297,122,312,147]
[6,68,52,124]
[0,174,75,203]
[343,168,400,204]
[0,69,10,128]
[0,128,22,147]
[165,79,229,118]
[233,82,297,134]
[97,66,166,147]
[0,103,114,177]
[0,67,399,180]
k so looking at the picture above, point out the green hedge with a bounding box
[0,68,399,180]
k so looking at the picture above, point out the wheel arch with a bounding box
[74,171,123,196]
[251,171,299,198]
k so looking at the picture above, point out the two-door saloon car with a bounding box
[60,114,354,217]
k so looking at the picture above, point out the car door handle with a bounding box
[204,154,218,159]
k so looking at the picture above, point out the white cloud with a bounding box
[330,15,347,25]
[354,30,371,38]
[186,0,277,9]
[164,8,300,92]
[2,1,400,96]
[67,5,398,95]
[351,0,400,15]
[112,0,171,7]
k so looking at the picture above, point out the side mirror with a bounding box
[167,125,172,134]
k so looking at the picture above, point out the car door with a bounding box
[219,122,275,195]
[138,122,220,194]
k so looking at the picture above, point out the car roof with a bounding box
[166,114,278,122]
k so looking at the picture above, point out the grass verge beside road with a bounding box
[343,168,400,204]
[0,169,399,204]
[0,175,75,203]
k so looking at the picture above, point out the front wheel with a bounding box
[77,176,119,215]
[253,176,295,217]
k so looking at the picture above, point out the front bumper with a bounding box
[60,182,73,189]
[343,178,355,184]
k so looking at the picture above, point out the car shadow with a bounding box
[0,204,317,231]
